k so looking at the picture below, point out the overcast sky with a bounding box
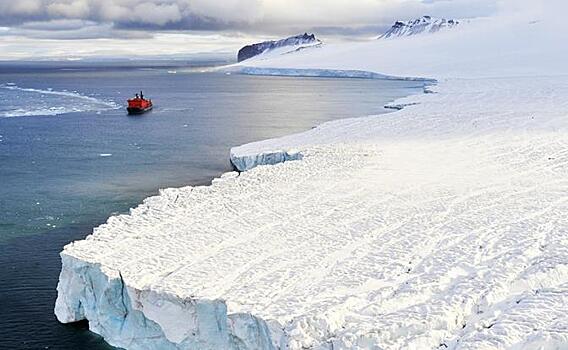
[0,0,546,60]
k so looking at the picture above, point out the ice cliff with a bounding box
[55,232,278,350]
[230,148,302,172]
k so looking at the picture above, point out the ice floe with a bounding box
[0,84,118,118]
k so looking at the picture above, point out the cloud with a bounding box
[47,0,90,18]
[130,2,182,26]
[0,0,499,33]
[0,0,262,29]
[3,0,556,60]
[0,29,256,59]
[6,19,149,39]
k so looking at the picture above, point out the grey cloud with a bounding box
[20,19,97,31]
[308,25,390,38]
[0,0,502,40]
[0,0,261,28]
[1,20,150,39]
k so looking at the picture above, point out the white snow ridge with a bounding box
[378,16,459,39]
[56,6,568,350]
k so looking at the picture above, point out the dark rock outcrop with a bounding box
[379,16,459,39]
[237,33,320,62]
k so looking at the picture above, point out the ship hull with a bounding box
[127,105,153,115]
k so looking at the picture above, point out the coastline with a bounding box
[54,72,568,349]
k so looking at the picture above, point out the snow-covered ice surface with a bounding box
[56,6,568,350]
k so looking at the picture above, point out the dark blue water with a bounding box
[0,65,422,349]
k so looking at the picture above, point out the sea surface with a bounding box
[0,62,423,349]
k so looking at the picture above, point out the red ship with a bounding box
[127,91,153,115]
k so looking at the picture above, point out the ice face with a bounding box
[230,149,303,172]
[55,254,277,349]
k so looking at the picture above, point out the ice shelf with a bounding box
[56,76,568,349]
[56,9,568,350]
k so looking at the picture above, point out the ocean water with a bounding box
[0,63,423,349]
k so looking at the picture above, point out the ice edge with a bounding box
[55,253,279,349]
[228,66,432,82]
[230,148,304,172]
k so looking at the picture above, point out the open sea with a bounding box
[0,61,422,349]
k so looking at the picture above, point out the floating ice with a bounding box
[0,84,118,118]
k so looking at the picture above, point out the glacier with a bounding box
[56,5,568,350]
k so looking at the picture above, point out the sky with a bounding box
[0,0,536,60]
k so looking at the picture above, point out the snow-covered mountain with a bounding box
[237,33,321,62]
[379,16,459,39]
